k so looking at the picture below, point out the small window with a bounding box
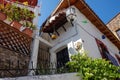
[116,29,120,38]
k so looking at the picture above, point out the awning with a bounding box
[42,12,67,33]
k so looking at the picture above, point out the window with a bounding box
[116,29,120,38]
[56,47,70,68]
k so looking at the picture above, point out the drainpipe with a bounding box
[28,29,40,75]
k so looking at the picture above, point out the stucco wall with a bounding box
[49,6,120,64]
[1,73,80,80]
[75,6,119,58]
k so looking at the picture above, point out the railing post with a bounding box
[49,49,57,74]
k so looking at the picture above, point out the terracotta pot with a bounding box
[30,0,38,6]
[10,21,22,30]
[0,12,7,21]
[22,28,33,37]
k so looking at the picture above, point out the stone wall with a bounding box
[107,13,120,39]
[0,46,30,77]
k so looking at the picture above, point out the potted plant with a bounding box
[21,8,35,22]
[6,4,35,31]
[10,21,22,30]
[4,4,22,30]
[0,2,36,34]
[22,21,36,37]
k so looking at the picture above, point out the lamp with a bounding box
[51,33,57,39]
[66,7,76,26]
[51,26,57,40]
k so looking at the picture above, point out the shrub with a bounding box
[66,53,120,80]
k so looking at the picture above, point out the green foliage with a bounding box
[21,21,36,30]
[2,3,36,30]
[6,4,35,22]
[67,53,120,80]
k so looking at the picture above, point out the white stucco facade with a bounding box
[48,6,120,65]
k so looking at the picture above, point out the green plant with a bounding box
[67,53,120,80]
[5,3,35,22]
[6,4,21,21]
[3,3,36,29]
[22,21,36,30]
[20,8,35,21]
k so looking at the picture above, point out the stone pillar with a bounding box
[28,29,40,75]
[49,49,56,74]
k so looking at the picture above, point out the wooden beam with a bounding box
[62,26,66,32]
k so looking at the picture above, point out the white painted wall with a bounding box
[74,6,119,59]
[48,6,120,65]
[1,73,80,80]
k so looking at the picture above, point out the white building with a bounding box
[41,0,120,68]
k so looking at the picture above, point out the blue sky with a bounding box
[37,0,120,28]
[85,0,120,24]
[37,0,60,28]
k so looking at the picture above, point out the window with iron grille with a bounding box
[56,47,70,68]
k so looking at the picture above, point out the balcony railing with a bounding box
[0,20,32,55]
[0,60,71,78]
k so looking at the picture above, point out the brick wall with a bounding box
[0,47,30,77]
[107,13,120,39]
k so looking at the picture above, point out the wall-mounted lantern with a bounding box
[51,26,57,40]
[66,7,76,26]
[51,33,57,40]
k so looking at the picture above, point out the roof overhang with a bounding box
[41,0,120,50]
[42,11,67,33]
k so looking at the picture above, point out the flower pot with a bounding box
[22,28,33,37]
[0,12,7,21]
[10,21,22,30]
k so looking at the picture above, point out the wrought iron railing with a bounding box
[0,20,32,55]
[0,60,71,78]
